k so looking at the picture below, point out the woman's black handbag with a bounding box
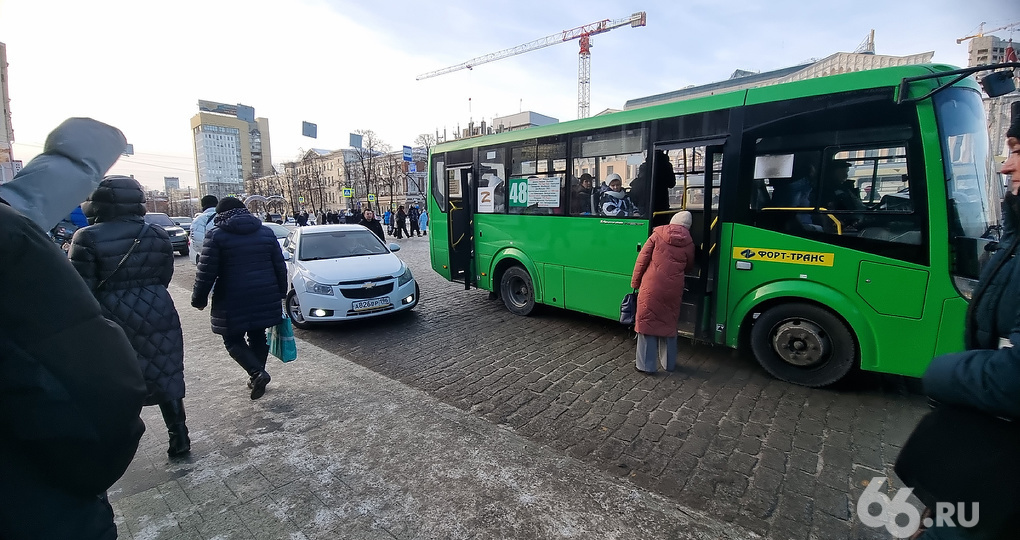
[894,404,1020,536]
[619,292,638,325]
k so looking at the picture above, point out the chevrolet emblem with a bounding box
[362,282,376,289]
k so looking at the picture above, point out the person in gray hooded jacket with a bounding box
[70,175,190,457]
[0,118,146,539]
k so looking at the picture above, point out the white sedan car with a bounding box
[282,224,418,329]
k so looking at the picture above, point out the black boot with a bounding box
[158,399,191,457]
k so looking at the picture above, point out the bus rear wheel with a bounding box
[750,303,856,387]
[500,266,536,316]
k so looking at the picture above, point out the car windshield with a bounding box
[265,223,290,239]
[144,213,176,227]
[298,230,388,260]
[173,216,193,225]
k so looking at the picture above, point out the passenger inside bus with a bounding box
[570,173,595,215]
[823,159,867,231]
[598,173,637,217]
[768,158,821,233]
[631,149,678,224]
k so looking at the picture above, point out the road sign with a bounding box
[409,163,417,173]
[403,146,412,161]
[343,188,353,198]
[298,196,306,204]
[368,194,376,202]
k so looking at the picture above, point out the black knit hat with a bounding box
[1008,102,1020,140]
[200,194,218,210]
[215,196,246,213]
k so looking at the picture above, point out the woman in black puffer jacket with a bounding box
[69,175,190,457]
[192,197,288,399]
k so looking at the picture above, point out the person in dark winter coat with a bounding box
[408,205,422,237]
[630,211,695,373]
[70,176,191,457]
[0,118,146,540]
[192,197,288,399]
[394,205,410,238]
[360,209,386,242]
[902,103,1020,540]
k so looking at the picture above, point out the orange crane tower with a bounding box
[416,12,647,119]
[957,21,1020,44]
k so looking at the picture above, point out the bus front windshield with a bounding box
[937,87,999,281]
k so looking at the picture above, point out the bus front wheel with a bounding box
[750,303,856,387]
[500,266,536,316]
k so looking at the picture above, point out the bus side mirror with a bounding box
[980,71,1016,98]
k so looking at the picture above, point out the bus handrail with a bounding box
[759,207,843,235]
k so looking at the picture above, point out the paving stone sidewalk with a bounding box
[110,280,758,540]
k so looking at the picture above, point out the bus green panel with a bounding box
[544,264,564,307]
[856,261,928,319]
[474,215,648,318]
[724,224,949,376]
[428,211,452,281]
[934,297,967,355]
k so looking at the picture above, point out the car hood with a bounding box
[296,253,403,284]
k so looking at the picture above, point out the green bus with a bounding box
[427,63,1010,386]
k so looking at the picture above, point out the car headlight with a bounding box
[397,265,414,286]
[174,230,186,237]
[304,279,334,295]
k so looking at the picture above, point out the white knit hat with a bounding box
[671,211,693,228]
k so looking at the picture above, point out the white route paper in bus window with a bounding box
[754,154,794,179]
[529,176,561,208]
[478,187,495,213]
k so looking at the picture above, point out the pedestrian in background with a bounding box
[383,209,392,228]
[360,209,386,242]
[394,204,410,239]
[70,175,191,457]
[192,197,288,399]
[408,204,422,237]
[0,117,146,539]
[189,194,218,265]
[418,207,429,236]
[630,210,695,373]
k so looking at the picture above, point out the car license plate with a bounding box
[352,297,390,311]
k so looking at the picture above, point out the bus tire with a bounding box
[750,303,856,387]
[500,266,536,316]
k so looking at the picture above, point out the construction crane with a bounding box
[416,12,647,119]
[957,21,1020,44]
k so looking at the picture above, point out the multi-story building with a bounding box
[0,42,19,184]
[967,35,1015,66]
[967,35,1019,174]
[190,100,272,199]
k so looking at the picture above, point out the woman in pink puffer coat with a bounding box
[630,211,696,373]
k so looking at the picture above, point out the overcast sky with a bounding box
[3,0,1018,190]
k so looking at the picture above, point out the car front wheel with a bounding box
[286,290,311,330]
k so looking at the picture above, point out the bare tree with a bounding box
[350,129,391,212]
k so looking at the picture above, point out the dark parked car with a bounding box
[266,213,284,224]
[171,216,193,233]
[144,212,189,256]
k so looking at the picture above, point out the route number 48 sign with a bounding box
[508,176,561,208]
